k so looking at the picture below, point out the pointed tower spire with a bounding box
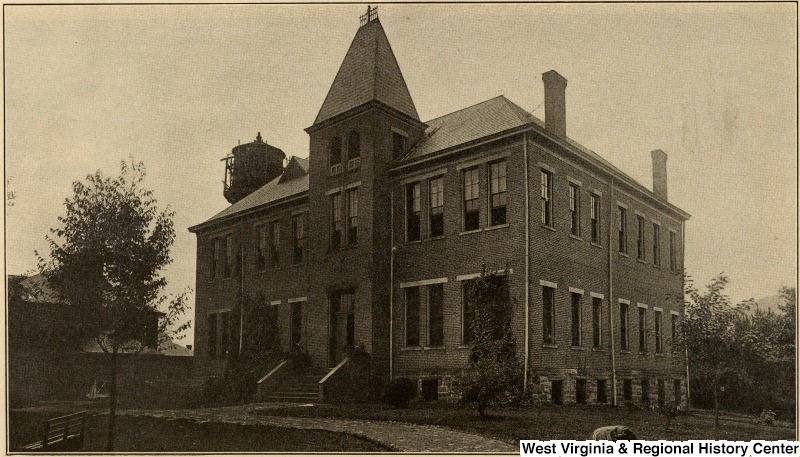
[312,10,420,126]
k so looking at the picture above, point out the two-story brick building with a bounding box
[189,10,690,406]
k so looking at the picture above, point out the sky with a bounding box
[5,3,797,346]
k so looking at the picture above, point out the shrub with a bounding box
[384,377,416,408]
[757,409,776,426]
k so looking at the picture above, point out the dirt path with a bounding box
[121,404,516,453]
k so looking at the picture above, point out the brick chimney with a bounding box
[542,70,568,138]
[651,149,668,201]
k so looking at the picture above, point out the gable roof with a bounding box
[190,156,309,231]
[313,19,419,125]
[400,95,690,219]
[403,95,540,161]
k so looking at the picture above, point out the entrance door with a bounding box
[329,291,355,367]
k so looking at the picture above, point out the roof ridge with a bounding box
[499,95,538,125]
[422,95,506,124]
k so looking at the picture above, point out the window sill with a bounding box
[542,343,558,349]
[654,352,664,357]
[570,345,586,351]
[618,252,629,258]
[423,346,445,351]
[458,344,474,349]
[569,234,583,241]
[405,239,423,245]
[639,351,649,355]
[620,349,631,354]
[401,346,423,351]
[591,347,605,352]
[637,258,647,264]
[653,264,662,270]
[425,235,445,242]
[591,242,604,249]
[485,223,509,232]
[540,224,556,232]
[459,228,482,236]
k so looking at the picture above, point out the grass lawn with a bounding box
[9,411,391,452]
[254,402,796,443]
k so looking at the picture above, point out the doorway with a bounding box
[329,290,355,367]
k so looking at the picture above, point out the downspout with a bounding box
[239,220,245,354]
[608,177,618,406]
[523,133,530,391]
[389,188,395,380]
[682,219,690,411]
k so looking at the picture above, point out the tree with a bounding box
[37,159,190,451]
[456,268,523,416]
[679,274,750,427]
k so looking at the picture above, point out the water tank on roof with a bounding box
[223,132,286,204]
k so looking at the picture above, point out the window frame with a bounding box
[488,160,508,226]
[329,136,343,174]
[427,283,444,347]
[429,176,444,238]
[268,220,280,268]
[541,170,553,227]
[347,130,361,169]
[620,302,629,350]
[405,287,421,347]
[571,291,582,347]
[592,296,603,348]
[638,306,648,353]
[542,285,556,344]
[653,222,661,267]
[461,279,477,344]
[291,213,305,264]
[462,167,481,231]
[331,193,343,249]
[590,193,601,243]
[669,230,678,271]
[569,182,581,237]
[618,206,628,254]
[636,214,646,261]
[406,182,421,241]
[654,309,663,353]
[347,188,358,245]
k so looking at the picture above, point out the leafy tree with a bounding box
[679,274,749,427]
[456,268,523,416]
[37,159,190,451]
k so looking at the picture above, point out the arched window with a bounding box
[348,131,360,159]
[329,137,342,166]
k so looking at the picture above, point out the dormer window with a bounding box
[347,131,361,170]
[329,137,343,174]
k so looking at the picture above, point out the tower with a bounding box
[223,132,286,204]
[302,7,427,370]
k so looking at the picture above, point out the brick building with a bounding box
[189,11,690,406]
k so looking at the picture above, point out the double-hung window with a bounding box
[638,306,648,352]
[292,213,305,263]
[571,292,582,346]
[269,221,280,267]
[592,297,603,348]
[655,309,663,353]
[569,183,581,236]
[347,188,358,244]
[489,161,507,226]
[541,170,553,226]
[428,284,444,347]
[620,302,629,350]
[256,226,268,270]
[331,193,343,248]
[669,231,678,271]
[618,206,628,253]
[463,168,480,231]
[406,183,421,241]
[405,287,421,347]
[590,194,601,243]
[429,177,444,237]
[636,215,646,261]
[542,285,556,344]
[653,223,661,267]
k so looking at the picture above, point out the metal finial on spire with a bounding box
[359,5,379,26]
[256,132,263,143]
